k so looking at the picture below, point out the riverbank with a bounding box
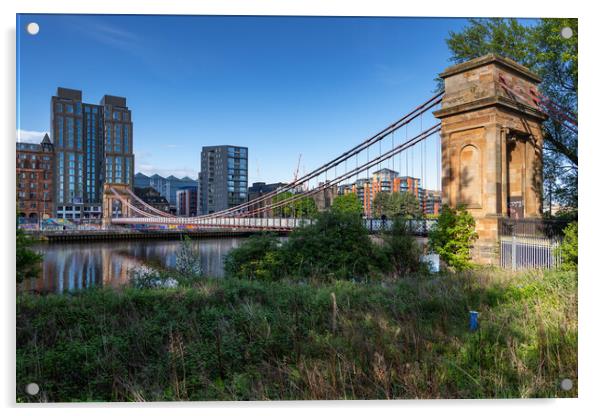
[27,228,289,242]
[17,268,577,401]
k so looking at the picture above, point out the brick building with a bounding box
[16,134,54,220]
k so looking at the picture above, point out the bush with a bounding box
[380,218,424,277]
[175,236,203,277]
[280,210,381,281]
[558,222,577,271]
[224,233,283,280]
[129,268,179,289]
[16,225,42,284]
[428,205,478,271]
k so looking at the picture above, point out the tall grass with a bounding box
[16,269,577,401]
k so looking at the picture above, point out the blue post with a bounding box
[469,311,479,331]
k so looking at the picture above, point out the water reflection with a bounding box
[21,237,249,294]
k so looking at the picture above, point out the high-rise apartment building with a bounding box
[199,145,248,214]
[51,87,134,219]
[337,169,439,217]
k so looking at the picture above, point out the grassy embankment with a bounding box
[17,268,577,401]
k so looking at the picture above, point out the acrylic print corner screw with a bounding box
[16,14,577,402]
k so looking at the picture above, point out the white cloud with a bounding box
[16,129,48,144]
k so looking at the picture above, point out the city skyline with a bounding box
[15,14,517,188]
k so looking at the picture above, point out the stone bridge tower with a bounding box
[102,183,132,228]
[434,54,546,263]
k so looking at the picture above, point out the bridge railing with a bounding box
[364,218,437,236]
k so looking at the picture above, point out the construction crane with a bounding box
[292,153,302,192]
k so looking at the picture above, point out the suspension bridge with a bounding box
[101,54,576,264]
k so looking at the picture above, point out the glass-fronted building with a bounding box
[51,88,134,219]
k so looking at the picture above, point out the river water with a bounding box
[21,237,249,294]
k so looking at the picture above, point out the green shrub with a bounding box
[380,218,424,277]
[224,233,283,280]
[558,222,577,271]
[428,205,478,271]
[280,210,381,280]
[16,223,42,284]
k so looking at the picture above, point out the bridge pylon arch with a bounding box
[434,54,546,264]
[102,183,132,229]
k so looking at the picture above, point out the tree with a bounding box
[372,192,390,217]
[428,205,478,271]
[387,192,422,219]
[16,217,42,284]
[445,18,578,210]
[272,192,318,218]
[372,191,422,219]
[175,236,202,277]
[331,193,364,216]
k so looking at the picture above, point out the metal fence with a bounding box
[363,218,436,236]
[499,218,567,270]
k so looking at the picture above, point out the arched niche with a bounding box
[459,144,482,208]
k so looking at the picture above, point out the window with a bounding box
[75,102,82,115]
[106,125,112,151]
[115,124,121,152]
[67,117,74,148]
[58,153,64,203]
[57,116,64,147]
[55,102,63,113]
[115,156,122,183]
[124,125,129,152]
[106,157,113,183]
[66,104,73,113]
[113,111,120,120]
[76,119,83,150]
[68,153,76,199]
[125,158,131,185]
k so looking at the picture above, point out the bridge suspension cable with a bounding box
[109,188,157,218]
[235,124,442,218]
[498,74,577,134]
[112,93,443,226]
[124,188,175,217]
[192,91,443,220]
[111,124,441,227]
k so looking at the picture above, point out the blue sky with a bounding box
[17,14,477,188]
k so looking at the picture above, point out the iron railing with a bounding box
[499,218,569,270]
